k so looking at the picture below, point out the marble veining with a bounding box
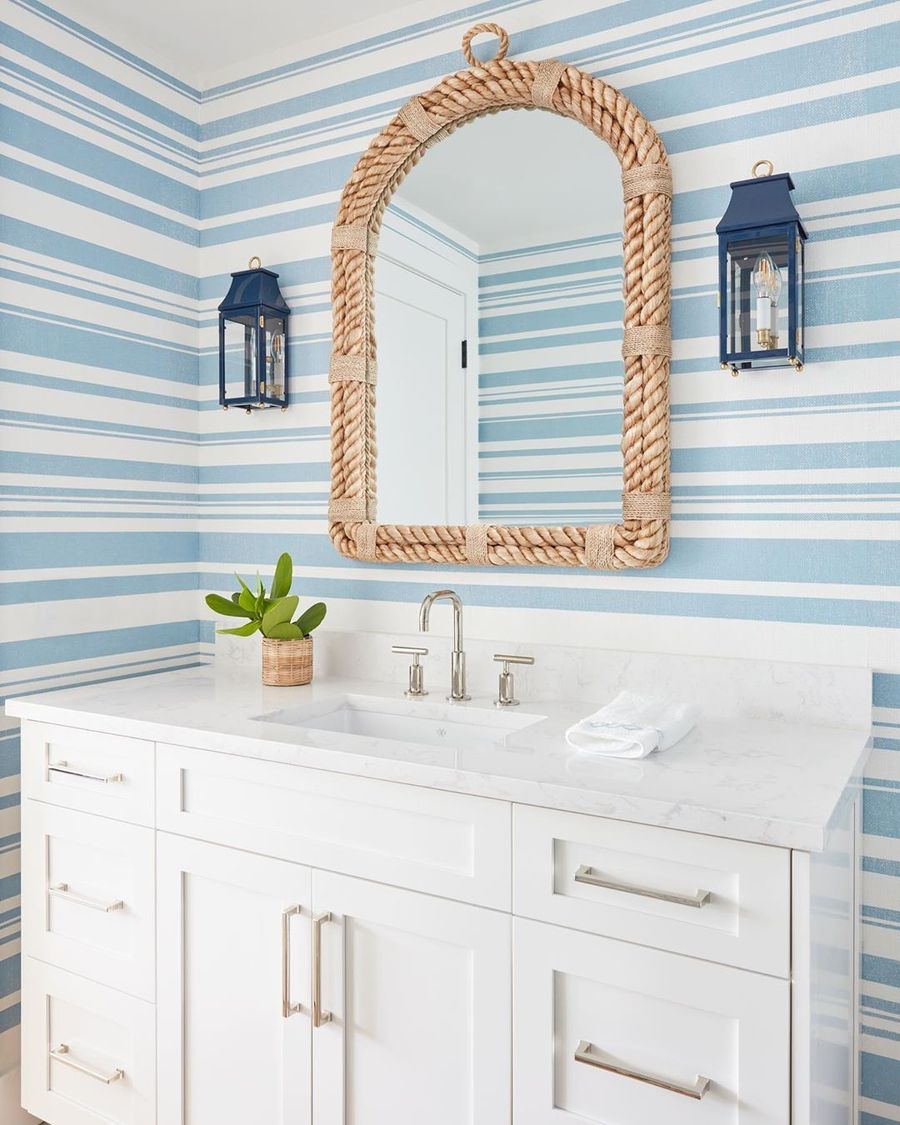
[6,662,870,852]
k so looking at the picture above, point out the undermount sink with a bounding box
[254,693,545,751]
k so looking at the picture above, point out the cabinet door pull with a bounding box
[575,1040,710,1100]
[574,864,710,909]
[48,760,123,784]
[281,904,303,1018]
[50,1043,124,1085]
[312,912,333,1027]
[49,882,123,913]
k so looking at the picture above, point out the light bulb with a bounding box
[752,253,782,348]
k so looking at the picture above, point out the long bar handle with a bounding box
[281,904,303,1018]
[574,864,710,909]
[50,1043,124,1085]
[48,760,123,784]
[49,883,123,913]
[575,1040,710,1100]
[312,912,333,1027]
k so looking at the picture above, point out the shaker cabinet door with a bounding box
[156,834,312,1125]
[514,917,790,1124]
[311,869,511,1125]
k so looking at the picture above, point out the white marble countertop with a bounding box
[6,667,870,851]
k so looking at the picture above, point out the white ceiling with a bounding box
[392,111,622,252]
[56,0,416,86]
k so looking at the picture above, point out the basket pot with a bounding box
[262,636,313,686]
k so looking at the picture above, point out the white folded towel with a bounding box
[565,691,699,759]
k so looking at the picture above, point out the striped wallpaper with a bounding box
[0,0,209,1092]
[2,0,899,1118]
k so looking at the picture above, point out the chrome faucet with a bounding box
[418,589,469,701]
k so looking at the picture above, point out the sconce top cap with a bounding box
[218,265,290,315]
[715,171,807,238]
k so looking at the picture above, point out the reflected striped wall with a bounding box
[479,233,624,525]
[1,0,899,1118]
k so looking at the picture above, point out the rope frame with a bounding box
[329,25,672,569]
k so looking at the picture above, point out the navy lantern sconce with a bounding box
[218,256,290,413]
[716,160,807,377]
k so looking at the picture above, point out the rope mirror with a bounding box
[329,24,672,568]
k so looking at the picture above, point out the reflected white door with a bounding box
[157,835,312,1125]
[375,253,470,525]
[312,869,511,1125]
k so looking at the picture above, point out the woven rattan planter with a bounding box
[262,637,313,687]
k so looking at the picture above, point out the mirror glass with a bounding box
[374,110,623,527]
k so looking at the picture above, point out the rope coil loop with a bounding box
[462,23,509,67]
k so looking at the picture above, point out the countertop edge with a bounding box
[7,694,871,854]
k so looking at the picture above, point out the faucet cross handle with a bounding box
[493,653,535,708]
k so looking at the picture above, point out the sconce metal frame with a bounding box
[716,163,807,376]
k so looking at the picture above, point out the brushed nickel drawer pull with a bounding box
[312,912,333,1027]
[50,1043,124,1085]
[49,882,124,913]
[48,760,124,784]
[281,904,303,1018]
[574,864,711,909]
[575,1040,710,1100]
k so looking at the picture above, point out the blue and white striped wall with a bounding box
[2,0,899,1117]
[0,0,210,1090]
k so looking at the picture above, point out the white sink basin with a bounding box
[254,693,544,751]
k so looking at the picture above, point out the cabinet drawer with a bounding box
[514,805,790,976]
[514,918,789,1124]
[21,959,155,1125]
[22,803,155,999]
[21,721,154,826]
[157,743,511,909]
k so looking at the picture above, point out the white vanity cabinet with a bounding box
[14,713,861,1125]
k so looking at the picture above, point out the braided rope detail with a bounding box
[532,60,566,108]
[329,355,375,384]
[622,164,672,201]
[399,97,442,142]
[329,37,671,570]
[355,521,378,561]
[622,492,671,519]
[329,497,372,520]
[331,224,370,252]
[622,325,671,358]
[465,524,490,564]
[584,524,616,570]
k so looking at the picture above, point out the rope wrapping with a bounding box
[329,29,672,570]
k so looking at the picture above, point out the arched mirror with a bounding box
[329,25,672,569]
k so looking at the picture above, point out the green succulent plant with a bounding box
[205,553,326,640]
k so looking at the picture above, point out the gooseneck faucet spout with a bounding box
[418,590,469,701]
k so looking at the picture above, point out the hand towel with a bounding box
[565,691,699,759]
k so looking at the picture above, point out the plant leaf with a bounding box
[261,595,299,636]
[270,553,293,600]
[266,621,302,640]
[206,593,254,619]
[238,587,257,613]
[231,592,241,604]
[256,572,264,598]
[295,601,326,637]
[216,619,261,637]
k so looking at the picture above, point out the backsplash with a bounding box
[1,0,898,1117]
